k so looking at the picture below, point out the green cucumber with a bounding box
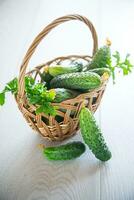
[41,72,53,83]
[48,62,83,77]
[79,107,112,161]
[84,45,111,71]
[89,68,111,76]
[52,88,80,103]
[41,72,53,89]
[43,141,86,160]
[50,72,101,91]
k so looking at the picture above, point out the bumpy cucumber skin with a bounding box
[52,88,79,103]
[50,72,101,91]
[85,45,111,70]
[79,108,111,161]
[89,68,111,76]
[44,141,86,160]
[49,63,83,77]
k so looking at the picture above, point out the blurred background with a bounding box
[0,1,134,200]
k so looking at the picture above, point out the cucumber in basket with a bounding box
[52,88,80,103]
[79,107,112,161]
[41,71,53,83]
[50,72,101,91]
[41,141,86,160]
[41,72,53,89]
[47,62,83,77]
[83,43,111,71]
[89,68,111,77]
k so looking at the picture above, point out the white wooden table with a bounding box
[0,0,134,199]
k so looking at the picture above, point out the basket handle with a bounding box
[18,14,98,98]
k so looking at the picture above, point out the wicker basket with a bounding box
[16,14,107,141]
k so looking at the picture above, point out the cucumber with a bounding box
[84,45,111,71]
[41,72,53,89]
[43,141,86,160]
[48,62,83,77]
[79,107,112,161]
[89,68,111,76]
[52,88,80,103]
[41,72,53,82]
[50,72,101,91]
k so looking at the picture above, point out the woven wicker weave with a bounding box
[16,14,107,141]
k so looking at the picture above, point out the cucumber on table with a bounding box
[79,107,112,161]
[50,72,102,91]
[48,62,83,77]
[52,88,80,103]
[43,141,86,160]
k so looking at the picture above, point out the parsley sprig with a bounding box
[108,51,133,83]
[25,77,57,115]
[0,77,18,106]
[0,76,57,116]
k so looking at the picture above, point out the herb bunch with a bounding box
[0,76,57,116]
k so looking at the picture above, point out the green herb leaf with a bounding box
[0,92,5,105]
[113,51,120,64]
[25,76,57,116]
[43,89,56,102]
[36,103,57,116]
[0,78,18,106]
[109,51,133,83]
[25,76,35,89]
[0,76,57,116]
[4,78,18,94]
